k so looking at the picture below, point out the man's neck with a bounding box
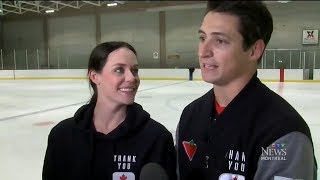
[214,72,255,107]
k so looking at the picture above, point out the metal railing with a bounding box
[259,49,320,69]
[0,47,319,70]
[0,45,92,70]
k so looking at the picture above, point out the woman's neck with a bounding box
[93,100,127,134]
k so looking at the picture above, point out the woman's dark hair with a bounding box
[87,41,137,105]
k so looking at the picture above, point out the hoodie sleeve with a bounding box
[162,131,178,180]
[253,131,317,180]
[175,122,180,180]
[42,129,57,180]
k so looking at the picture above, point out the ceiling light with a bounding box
[0,10,3,13]
[107,3,117,7]
[277,1,290,3]
[114,1,124,4]
[45,9,55,13]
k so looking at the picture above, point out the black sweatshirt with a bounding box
[176,74,317,180]
[43,102,176,180]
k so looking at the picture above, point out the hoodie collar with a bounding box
[72,102,150,140]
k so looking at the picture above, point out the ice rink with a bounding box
[1,79,319,180]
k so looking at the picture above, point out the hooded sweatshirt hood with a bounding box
[72,102,151,140]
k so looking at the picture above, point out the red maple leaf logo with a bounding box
[233,176,238,180]
[182,140,197,161]
[120,174,127,180]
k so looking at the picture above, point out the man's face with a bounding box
[198,12,254,86]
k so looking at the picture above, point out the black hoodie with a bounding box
[43,102,176,180]
[176,74,316,180]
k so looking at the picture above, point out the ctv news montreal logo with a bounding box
[261,143,287,161]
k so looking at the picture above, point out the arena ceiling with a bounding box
[0,1,206,19]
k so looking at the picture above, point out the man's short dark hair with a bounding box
[206,1,273,54]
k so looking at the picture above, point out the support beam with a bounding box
[50,1,80,9]
[1,8,21,15]
[0,1,3,15]
[159,11,167,68]
[82,1,101,7]
[0,16,3,52]
[3,2,41,13]
[43,16,49,68]
[19,1,56,11]
[95,12,101,45]
[18,2,40,13]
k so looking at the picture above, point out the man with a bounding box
[176,1,317,180]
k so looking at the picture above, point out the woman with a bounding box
[42,41,176,180]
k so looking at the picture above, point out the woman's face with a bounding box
[92,47,140,106]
